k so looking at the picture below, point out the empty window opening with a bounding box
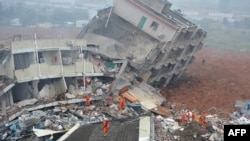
[167,63,175,71]
[180,59,186,67]
[150,21,159,31]
[14,53,33,69]
[184,31,193,39]
[170,74,178,83]
[185,45,195,55]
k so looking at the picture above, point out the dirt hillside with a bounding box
[161,47,250,113]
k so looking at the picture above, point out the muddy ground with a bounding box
[161,47,250,113]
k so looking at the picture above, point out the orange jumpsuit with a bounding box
[199,112,206,124]
[192,112,198,121]
[102,120,109,136]
[85,95,90,106]
[199,112,206,128]
[118,97,125,111]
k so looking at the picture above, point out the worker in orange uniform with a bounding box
[192,111,198,121]
[102,118,110,136]
[118,96,126,111]
[199,111,206,129]
[181,111,186,124]
[84,94,91,106]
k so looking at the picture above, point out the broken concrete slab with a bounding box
[234,100,245,108]
[151,105,169,116]
[26,97,102,111]
[8,109,29,122]
[16,98,38,107]
[138,83,166,105]
[57,123,81,141]
[129,84,165,106]
[65,93,76,99]
[33,127,67,137]
[19,115,41,129]
[139,116,151,141]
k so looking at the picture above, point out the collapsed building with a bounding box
[0,0,206,114]
[78,0,207,87]
[0,0,210,140]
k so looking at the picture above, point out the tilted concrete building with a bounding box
[78,0,207,87]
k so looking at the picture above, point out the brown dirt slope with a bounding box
[161,47,250,113]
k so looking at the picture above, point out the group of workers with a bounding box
[84,94,126,110]
[83,94,127,136]
[181,110,207,129]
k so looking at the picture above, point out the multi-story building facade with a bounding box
[80,0,207,87]
[0,39,123,113]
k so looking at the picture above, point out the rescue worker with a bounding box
[102,118,110,136]
[187,110,192,122]
[192,111,199,121]
[118,96,126,111]
[84,94,90,106]
[199,111,206,129]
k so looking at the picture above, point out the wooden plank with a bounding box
[122,92,138,103]
[119,85,130,95]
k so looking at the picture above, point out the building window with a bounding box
[150,21,159,31]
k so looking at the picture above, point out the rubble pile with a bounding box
[0,78,150,140]
[0,79,250,141]
[154,99,250,141]
[0,100,147,140]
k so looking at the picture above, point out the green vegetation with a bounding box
[0,3,88,27]
[196,19,250,51]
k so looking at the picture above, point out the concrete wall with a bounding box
[12,39,86,51]
[11,40,103,82]
[40,50,60,65]
[15,64,39,82]
[14,58,102,82]
[114,0,176,42]
[40,64,62,77]
[38,78,66,98]
[140,0,165,13]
